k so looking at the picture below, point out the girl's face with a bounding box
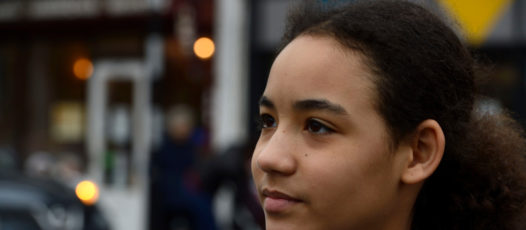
[252,35,412,230]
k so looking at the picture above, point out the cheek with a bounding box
[303,143,395,208]
[250,150,259,178]
[303,152,361,196]
[250,144,263,180]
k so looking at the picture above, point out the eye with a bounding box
[258,114,277,129]
[305,118,334,135]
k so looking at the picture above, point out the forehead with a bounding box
[264,35,376,108]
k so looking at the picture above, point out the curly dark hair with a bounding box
[280,0,526,229]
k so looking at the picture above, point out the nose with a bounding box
[254,129,297,176]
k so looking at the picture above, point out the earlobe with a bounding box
[401,119,445,184]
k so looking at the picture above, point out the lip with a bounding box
[262,188,302,214]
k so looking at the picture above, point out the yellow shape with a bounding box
[75,180,99,206]
[193,37,215,60]
[439,0,512,45]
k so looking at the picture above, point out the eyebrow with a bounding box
[294,99,348,115]
[259,96,275,109]
[259,96,347,115]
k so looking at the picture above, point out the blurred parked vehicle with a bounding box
[0,172,110,230]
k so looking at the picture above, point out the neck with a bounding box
[377,183,421,230]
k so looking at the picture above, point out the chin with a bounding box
[265,221,299,230]
[265,218,320,230]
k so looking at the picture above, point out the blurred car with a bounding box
[0,171,110,230]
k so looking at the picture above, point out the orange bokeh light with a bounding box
[73,58,93,80]
[75,180,99,206]
[193,37,215,59]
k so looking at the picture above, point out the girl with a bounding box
[251,1,526,229]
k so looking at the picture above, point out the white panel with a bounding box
[212,0,249,152]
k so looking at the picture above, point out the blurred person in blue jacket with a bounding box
[149,104,216,230]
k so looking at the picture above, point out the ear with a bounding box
[401,119,445,184]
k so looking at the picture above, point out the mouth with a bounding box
[262,189,303,214]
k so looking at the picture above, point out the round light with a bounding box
[193,37,215,59]
[75,180,99,205]
[73,58,93,80]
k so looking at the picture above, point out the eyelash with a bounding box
[256,114,334,135]
[256,113,277,131]
[305,118,334,135]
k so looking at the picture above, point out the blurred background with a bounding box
[0,0,524,229]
